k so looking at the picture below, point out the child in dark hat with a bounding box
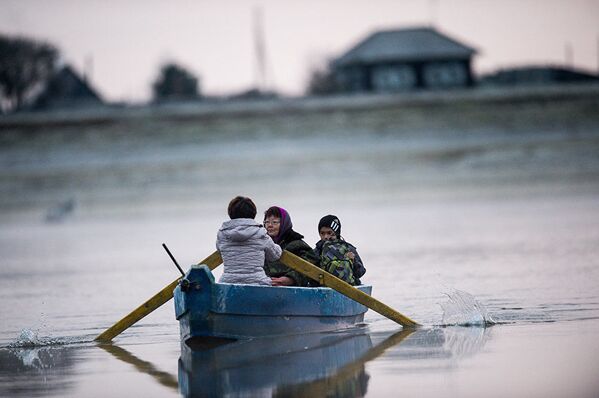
[317,215,342,241]
[314,215,366,285]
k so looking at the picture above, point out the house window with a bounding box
[423,62,467,88]
[372,65,416,91]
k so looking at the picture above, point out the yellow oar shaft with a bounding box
[95,251,222,342]
[280,251,420,327]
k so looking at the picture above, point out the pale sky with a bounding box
[1,0,598,102]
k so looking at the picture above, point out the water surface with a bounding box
[1,105,599,397]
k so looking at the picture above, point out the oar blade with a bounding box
[95,251,223,342]
[279,250,419,328]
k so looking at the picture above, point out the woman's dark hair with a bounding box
[264,206,281,220]
[228,196,257,219]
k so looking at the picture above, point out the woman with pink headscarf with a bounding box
[262,206,319,286]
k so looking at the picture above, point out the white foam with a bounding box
[439,289,496,327]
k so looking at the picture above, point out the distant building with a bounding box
[480,66,599,86]
[227,88,279,101]
[333,27,476,93]
[32,65,103,110]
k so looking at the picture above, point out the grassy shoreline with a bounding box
[1,83,598,133]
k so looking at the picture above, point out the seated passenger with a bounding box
[313,215,366,286]
[263,206,319,286]
[217,196,281,285]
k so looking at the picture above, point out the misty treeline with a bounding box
[0,35,58,113]
[0,34,203,113]
[0,34,338,113]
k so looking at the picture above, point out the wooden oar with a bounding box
[280,250,420,328]
[95,251,223,342]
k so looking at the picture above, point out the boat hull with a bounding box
[174,264,372,342]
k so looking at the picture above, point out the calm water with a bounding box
[1,109,599,397]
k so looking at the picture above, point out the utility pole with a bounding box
[429,0,439,27]
[253,6,268,92]
[84,55,93,83]
[564,42,573,69]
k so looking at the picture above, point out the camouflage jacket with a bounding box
[263,229,319,287]
[313,239,366,286]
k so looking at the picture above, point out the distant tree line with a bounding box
[0,34,205,113]
[0,33,341,113]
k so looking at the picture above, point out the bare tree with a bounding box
[0,34,58,113]
[306,62,339,96]
[152,63,200,102]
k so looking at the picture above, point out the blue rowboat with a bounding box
[173,264,372,345]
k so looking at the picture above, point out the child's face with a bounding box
[319,227,337,241]
[264,215,281,238]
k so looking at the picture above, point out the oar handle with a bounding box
[279,250,420,328]
[162,243,185,276]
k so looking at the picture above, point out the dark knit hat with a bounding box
[318,214,341,237]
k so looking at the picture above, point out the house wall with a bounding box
[371,64,417,91]
[335,66,368,92]
[421,60,472,88]
[336,59,474,93]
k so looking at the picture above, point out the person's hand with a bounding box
[345,252,355,261]
[271,276,294,286]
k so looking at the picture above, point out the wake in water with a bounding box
[439,289,496,327]
[4,328,89,349]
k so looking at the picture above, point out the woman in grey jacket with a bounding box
[217,196,281,285]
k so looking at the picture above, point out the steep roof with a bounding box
[33,65,103,110]
[335,27,476,66]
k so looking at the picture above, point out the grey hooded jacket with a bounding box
[217,218,281,285]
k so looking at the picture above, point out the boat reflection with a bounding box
[179,326,491,397]
[178,327,411,397]
[98,325,491,397]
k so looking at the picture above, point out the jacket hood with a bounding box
[219,218,263,242]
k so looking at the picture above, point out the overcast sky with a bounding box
[1,0,598,102]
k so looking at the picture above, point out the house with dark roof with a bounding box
[32,65,103,110]
[480,66,599,86]
[333,27,477,93]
